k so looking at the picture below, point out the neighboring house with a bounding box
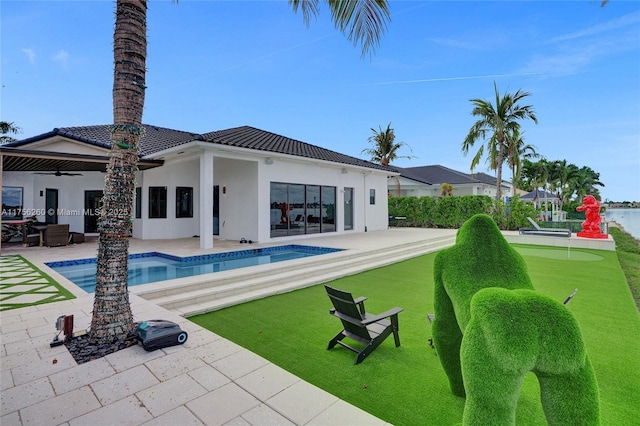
[389,165,512,200]
[1,125,396,249]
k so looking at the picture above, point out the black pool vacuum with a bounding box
[133,320,188,351]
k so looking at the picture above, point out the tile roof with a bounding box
[397,165,510,188]
[202,126,390,171]
[9,125,392,172]
[7,124,203,157]
[398,165,478,185]
[521,189,559,200]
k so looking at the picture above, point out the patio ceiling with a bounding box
[0,147,163,172]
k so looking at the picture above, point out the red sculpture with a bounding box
[278,203,291,224]
[576,195,607,239]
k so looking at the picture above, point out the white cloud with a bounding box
[545,10,640,44]
[52,49,70,69]
[365,72,542,87]
[22,48,36,64]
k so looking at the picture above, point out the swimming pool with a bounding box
[47,245,342,293]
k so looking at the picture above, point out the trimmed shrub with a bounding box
[462,288,600,426]
[433,214,534,396]
[433,214,600,425]
[388,195,535,230]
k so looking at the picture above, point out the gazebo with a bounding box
[520,189,566,222]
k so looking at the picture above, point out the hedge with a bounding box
[388,195,538,230]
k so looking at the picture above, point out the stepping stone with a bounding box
[1,277,43,284]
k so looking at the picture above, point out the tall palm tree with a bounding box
[521,158,552,218]
[548,160,579,212]
[90,0,147,340]
[505,127,538,196]
[462,81,538,201]
[91,0,392,342]
[362,123,413,166]
[570,166,605,202]
[0,121,22,144]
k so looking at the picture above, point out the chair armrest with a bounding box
[330,309,366,326]
[361,307,403,325]
[354,296,367,315]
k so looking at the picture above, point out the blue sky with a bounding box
[2,0,639,202]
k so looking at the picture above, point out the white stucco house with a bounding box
[1,125,397,249]
[389,165,512,200]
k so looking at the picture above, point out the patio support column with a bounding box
[200,151,214,249]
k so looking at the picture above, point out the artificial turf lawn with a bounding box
[189,245,640,425]
[608,227,640,310]
[0,254,75,311]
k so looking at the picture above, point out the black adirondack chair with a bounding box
[325,285,403,364]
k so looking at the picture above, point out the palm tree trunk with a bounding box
[495,139,504,201]
[90,0,147,341]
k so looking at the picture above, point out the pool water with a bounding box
[47,245,342,293]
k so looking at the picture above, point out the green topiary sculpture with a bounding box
[433,214,599,425]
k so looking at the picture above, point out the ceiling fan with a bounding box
[34,170,84,177]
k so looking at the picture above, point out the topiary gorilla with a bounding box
[433,214,599,425]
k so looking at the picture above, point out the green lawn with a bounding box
[190,245,640,425]
[0,254,75,311]
[609,227,640,310]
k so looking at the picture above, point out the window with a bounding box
[344,187,353,230]
[1,186,23,220]
[321,186,336,232]
[306,185,321,235]
[135,187,142,219]
[149,187,167,218]
[176,187,193,218]
[369,189,376,205]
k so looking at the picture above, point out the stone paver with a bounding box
[265,380,339,425]
[0,377,55,416]
[19,386,101,425]
[49,356,115,395]
[141,406,204,426]
[187,365,231,392]
[68,395,153,426]
[0,231,447,425]
[144,349,207,381]
[235,363,300,401]
[210,348,269,381]
[136,373,207,417]
[239,404,296,425]
[186,382,260,425]
[91,364,160,406]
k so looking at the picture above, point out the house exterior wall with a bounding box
[24,137,109,156]
[134,157,200,240]
[215,157,259,242]
[3,139,391,244]
[2,171,105,234]
[256,157,390,242]
[390,177,512,200]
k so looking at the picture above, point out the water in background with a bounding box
[606,209,640,240]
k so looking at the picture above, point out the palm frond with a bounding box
[326,0,390,56]
[289,0,320,26]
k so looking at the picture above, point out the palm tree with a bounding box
[462,81,538,201]
[548,160,579,212]
[505,127,538,196]
[0,121,22,144]
[362,123,413,166]
[570,166,605,202]
[91,0,392,343]
[521,158,552,219]
[90,0,147,340]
